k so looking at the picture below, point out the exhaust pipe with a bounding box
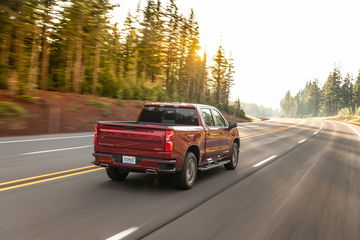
[146,169,157,174]
[100,164,109,168]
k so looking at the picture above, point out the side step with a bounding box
[198,159,231,171]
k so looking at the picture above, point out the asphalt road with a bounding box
[0,119,359,240]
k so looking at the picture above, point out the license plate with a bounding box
[122,155,136,165]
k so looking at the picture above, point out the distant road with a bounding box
[1,119,359,240]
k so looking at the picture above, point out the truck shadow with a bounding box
[97,167,227,193]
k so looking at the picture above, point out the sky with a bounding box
[111,0,360,109]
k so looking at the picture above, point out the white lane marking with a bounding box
[314,131,318,135]
[253,155,277,167]
[298,139,307,144]
[0,135,93,144]
[337,121,360,138]
[21,145,92,155]
[244,125,258,128]
[106,227,139,240]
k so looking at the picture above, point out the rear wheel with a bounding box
[106,167,129,181]
[225,142,239,170]
[174,152,197,189]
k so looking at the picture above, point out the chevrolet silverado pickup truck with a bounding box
[92,102,240,189]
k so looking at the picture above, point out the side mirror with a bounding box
[228,121,237,129]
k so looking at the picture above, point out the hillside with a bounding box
[0,90,251,137]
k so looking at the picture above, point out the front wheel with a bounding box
[106,167,129,181]
[225,142,239,170]
[174,152,197,190]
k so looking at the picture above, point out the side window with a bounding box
[175,108,199,125]
[200,108,215,127]
[211,109,227,127]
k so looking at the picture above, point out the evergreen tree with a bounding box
[340,73,353,111]
[222,54,235,108]
[163,0,180,98]
[0,0,239,117]
[322,67,342,115]
[353,71,360,109]
[138,0,165,83]
[280,91,296,117]
[210,45,227,106]
[182,10,201,101]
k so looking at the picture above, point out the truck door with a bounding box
[210,109,232,160]
[200,108,222,163]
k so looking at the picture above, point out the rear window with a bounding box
[139,106,199,125]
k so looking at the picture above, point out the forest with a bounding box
[280,67,360,117]
[0,0,245,117]
[241,102,279,118]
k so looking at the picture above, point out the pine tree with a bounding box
[163,0,180,98]
[210,45,227,106]
[182,10,201,101]
[280,91,296,117]
[39,0,56,90]
[122,12,138,82]
[340,73,353,111]
[138,0,165,83]
[323,67,342,115]
[0,0,238,116]
[353,71,360,109]
[308,80,322,116]
[222,54,235,108]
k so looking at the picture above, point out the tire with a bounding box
[225,142,239,170]
[106,167,129,181]
[174,152,197,189]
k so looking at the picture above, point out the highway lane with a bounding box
[0,120,292,182]
[146,121,360,240]
[1,119,359,239]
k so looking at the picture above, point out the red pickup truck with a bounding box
[92,102,240,189]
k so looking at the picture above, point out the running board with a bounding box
[198,159,231,171]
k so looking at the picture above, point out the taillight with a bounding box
[165,130,175,152]
[94,134,98,145]
[94,124,99,146]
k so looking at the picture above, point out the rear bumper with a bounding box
[92,152,177,174]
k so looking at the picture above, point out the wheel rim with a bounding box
[232,147,238,166]
[186,159,196,185]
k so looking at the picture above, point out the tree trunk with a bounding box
[28,25,40,89]
[65,43,73,91]
[14,21,25,94]
[72,25,83,93]
[92,40,100,95]
[80,55,86,94]
[0,25,11,89]
[40,9,50,90]
[0,26,11,67]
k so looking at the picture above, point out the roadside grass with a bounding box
[66,104,79,112]
[0,101,28,118]
[325,115,360,126]
[14,94,40,103]
[245,114,262,122]
[116,99,125,107]
[135,101,146,108]
[87,99,112,117]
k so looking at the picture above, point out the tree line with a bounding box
[280,67,360,117]
[0,0,244,117]
[241,102,279,118]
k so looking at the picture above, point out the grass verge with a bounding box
[0,101,28,118]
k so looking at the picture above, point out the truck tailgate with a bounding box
[97,123,168,152]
